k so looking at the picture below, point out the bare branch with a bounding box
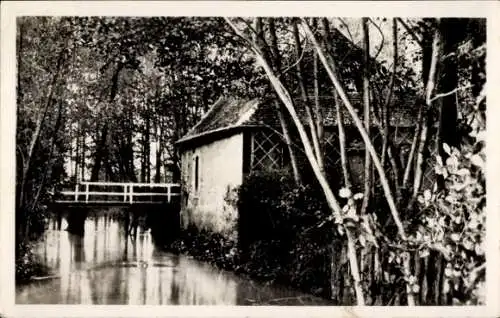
[224,18,259,52]
[410,24,442,206]
[302,19,408,241]
[381,19,398,167]
[396,18,423,47]
[368,18,385,61]
[430,84,473,103]
[337,18,355,43]
[280,36,309,75]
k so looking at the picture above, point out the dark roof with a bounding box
[297,95,419,127]
[176,97,267,144]
[177,95,418,146]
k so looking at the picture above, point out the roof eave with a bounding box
[175,124,263,148]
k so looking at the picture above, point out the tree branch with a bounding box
[368,18,385,62]
[430,84,473,103]
[381,19,398,167]
[302,19,408,241]
[396,18,423,47]
[280,36,308,75]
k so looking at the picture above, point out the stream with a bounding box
[16,213,331,305]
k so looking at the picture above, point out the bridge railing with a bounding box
[57,181,181,204]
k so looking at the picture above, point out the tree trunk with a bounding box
[437,19,460,167]
[321,18,352,188]
[381,19,398,167]
[257,17,301,184]
[293,19,324,173]
[18,45,67,210]
[145,104,151,183]
[361,18,372,215]
[312,19,325,165]
[90,63,123,181]
[402,106,423,189]
[226,17,365,305]
[141,133,146,183]
[90,125,108,181]
[30,100,64,211]
[75,129,80,182]
[409,23,441,207]
[80,132,86,181]
[302,20,407,240]
[155,114,163,183]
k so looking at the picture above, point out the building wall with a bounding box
[180,133,243,240]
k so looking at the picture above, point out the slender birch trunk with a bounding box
[302,19,407,240]
[402,106,423,189]
[321,18,352,189]
[226,18,365,305]
[256,18,301,184]
[409,23,441,207]
[30,100,64,211]
[303,19,420,305]
[381,19,398,167]
[312,20,325,166]
[18,45,67,210]
[361,18,372,215]
[292,19,324,173]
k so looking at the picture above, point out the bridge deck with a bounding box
[52,181,181,207]
[51,201,173,207]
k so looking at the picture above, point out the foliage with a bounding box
[413,112,486,304]
[15,241,51,285]
[237,169,333,297]
[168,169,334,298]
[169,225,239,272]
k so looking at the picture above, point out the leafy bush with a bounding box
[414,137,485,304]
[169,225,239,271]
[237,168,334,297]
[15,240,51,284]
[168,169,335,298]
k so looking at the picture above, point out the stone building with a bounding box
[175,95,426,240]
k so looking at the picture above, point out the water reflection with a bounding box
[16,214,330,305]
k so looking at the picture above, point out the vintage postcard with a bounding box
[1,1,499,317]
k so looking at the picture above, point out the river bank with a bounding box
[160,226,334,303]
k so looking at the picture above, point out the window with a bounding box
[251,130,284,171]
[194,155,199,192]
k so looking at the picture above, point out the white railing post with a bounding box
[167,185,171,203]
[129,183,133,204]
[85,183,89,203]
[123,184,127,202]
[75,184,79,202]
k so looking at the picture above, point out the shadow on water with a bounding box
[16,212,332,305]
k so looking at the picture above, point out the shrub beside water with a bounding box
[238,169,334,297]
[15,240,51,285]
[168,169,335,299]
[15,206,51,285]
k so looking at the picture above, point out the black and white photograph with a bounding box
[1,1,499,317]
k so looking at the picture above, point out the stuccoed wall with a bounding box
[180,133,243,241]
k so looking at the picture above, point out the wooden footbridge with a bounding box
[50,181,182,236]
[53,181,181,207]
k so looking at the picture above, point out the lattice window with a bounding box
[421,132,439,192]
[324,126,423,185]
[324,131,342,169]
[251,130,284,171]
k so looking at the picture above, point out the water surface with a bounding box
[16,214,331,305]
